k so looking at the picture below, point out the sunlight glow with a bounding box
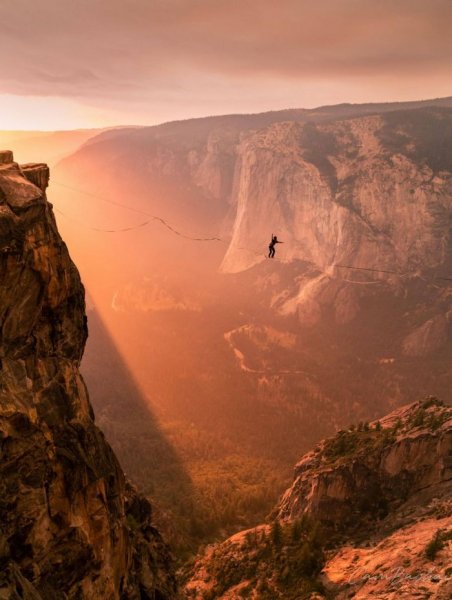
[0,94,126,130]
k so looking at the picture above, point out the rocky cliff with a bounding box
[218,112,450,339]
[185,398,452,599]
[222,110,452,275]
[0,151,177,599]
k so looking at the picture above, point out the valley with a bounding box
[2,99,451,559]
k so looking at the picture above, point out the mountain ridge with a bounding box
[59,95,452,151]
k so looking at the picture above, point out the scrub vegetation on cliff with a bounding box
[185,399,452,598]
[185,517,325,599]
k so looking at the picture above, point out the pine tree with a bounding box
[270,520,283,548]
[244,530,254,547]
[291,519,302,542]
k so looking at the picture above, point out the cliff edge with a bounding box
[0,151,177,599]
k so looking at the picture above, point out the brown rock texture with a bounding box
[277,399,451,528]
[221,114,452,276]
[185,399,452,599]
[0,151,177,599]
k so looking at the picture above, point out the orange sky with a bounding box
[0,0,451,130]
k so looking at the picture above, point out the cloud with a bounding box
[0,0,450,121]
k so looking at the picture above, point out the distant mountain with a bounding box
[185,398,452,599]
[54,97,452,273]
[0,127,115,166]
[54,95,452,163]
[221,108,452,273]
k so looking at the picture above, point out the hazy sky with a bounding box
[0,0,450,129]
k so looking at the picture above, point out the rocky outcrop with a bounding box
[185,399,452,599]
[277,399,452,529]
[0,151,176,599]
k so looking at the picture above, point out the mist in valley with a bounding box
[3,99,450,557]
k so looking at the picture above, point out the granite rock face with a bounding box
[277,399,452,528]
[0,151,177,599]
[221,113,452,276]
[218,110,452,357]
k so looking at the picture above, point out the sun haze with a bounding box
[0,0,450,129]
